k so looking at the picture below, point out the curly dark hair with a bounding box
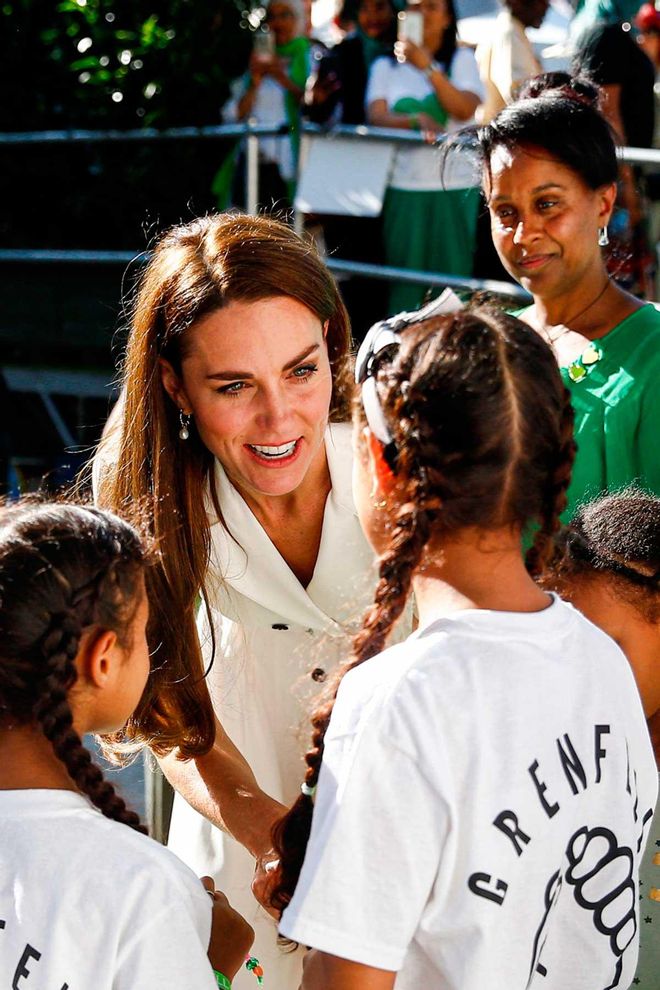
[545,488,660,623]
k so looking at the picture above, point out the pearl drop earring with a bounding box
[179,410,191,440]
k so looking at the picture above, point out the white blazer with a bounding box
[168,423,383,990]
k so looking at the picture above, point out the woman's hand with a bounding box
[416,112,444,140]
[394,39,431,70]
[251,851,281,919]
[202,877,255,981]
[248,52,271,84]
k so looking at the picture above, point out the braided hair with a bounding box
[270,303,576,913]
[0,501,148,833]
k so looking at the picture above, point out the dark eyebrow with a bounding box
[490,182,566,204]
[205,344,320,381]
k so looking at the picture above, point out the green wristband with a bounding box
[214,972,231,990]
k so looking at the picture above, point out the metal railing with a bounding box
[2,120,659,301]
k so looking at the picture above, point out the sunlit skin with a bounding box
[160,296,333,541]
[0,581,150,791]
[485,145,616,311]
[560,574,660,762]
[482,143,647,362]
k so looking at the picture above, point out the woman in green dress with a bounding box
[477,72,660,521]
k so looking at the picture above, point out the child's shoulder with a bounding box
[0,789,206,909]
[338,597,632,725]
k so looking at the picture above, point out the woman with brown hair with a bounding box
[96,212,388,989]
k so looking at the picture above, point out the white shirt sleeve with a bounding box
[365,56,393,108]
[280,676,450,970]
[449,47,485,102]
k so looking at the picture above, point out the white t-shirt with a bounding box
[281,597,658,989]
[226,74,294,180]
[0,790,216,989]
[365,52,483,190]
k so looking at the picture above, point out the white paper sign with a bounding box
[295,135,395,217]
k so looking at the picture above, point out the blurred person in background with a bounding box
[305,0,397,125]
[572,0,656,296]
[366,0,483,313]
[636,0,660,68]
[225,0,311,211]
[475,0,550,124]
[304,0,398,340]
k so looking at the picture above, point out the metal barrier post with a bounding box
[293,130,309,237]
[246,121,259,215]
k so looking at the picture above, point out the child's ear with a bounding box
[365,427,396,497]
[79,629,120,689]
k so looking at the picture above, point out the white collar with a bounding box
[207,423,374,635]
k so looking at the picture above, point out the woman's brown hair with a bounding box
[0,500,147,833]
[271,304,576,912]
[96,212,352,758]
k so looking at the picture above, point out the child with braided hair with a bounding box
[270,305,658,989]
[0,501,253,990]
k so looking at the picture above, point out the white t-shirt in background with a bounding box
[281,597,658,989]
[365,52,483,190]
[0,790,216,989]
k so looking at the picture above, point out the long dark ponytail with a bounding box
[0,501,148,834]
[270,304,576,913]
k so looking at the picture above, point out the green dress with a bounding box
[518,304,660,520]
[385,84,480,315]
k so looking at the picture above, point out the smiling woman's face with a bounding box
[160,296,333,501]
[485,144,616,302]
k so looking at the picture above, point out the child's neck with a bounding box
[0,724,79,792]
[412,525,551,629]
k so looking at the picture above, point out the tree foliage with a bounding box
[1,0,260,247]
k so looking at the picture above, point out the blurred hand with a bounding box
[202,876,255,980]
[308,71,342,105]
[416,112,444,141]
[265,56,289,84]
[249,52,269,83]
[394,39,431,70]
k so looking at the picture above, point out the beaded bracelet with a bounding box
[245,955,265,985]
[213,954,264,988]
